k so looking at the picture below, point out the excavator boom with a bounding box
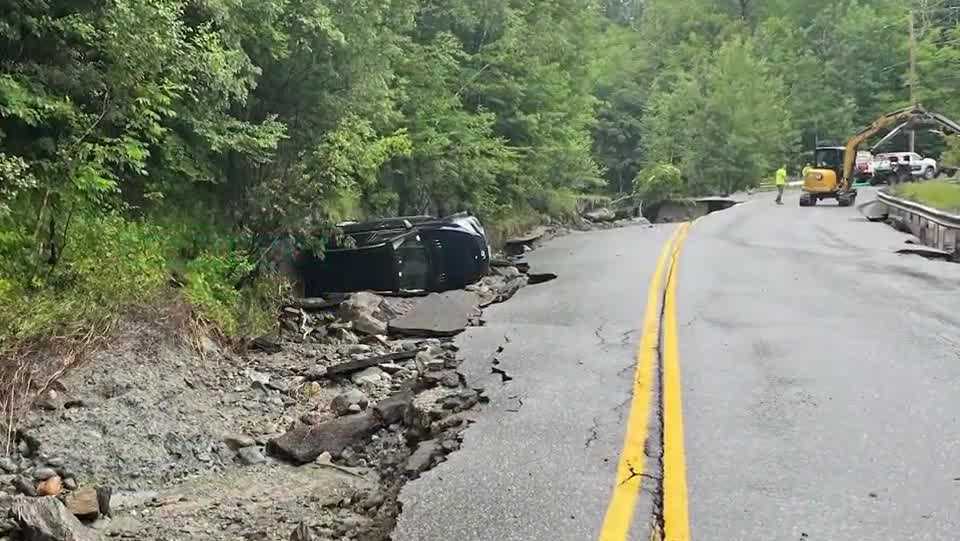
[841,105,960,190]
[801,106,960,208]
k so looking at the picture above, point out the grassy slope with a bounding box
[893,181,960,213]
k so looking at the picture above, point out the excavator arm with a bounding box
[841,105,960,190]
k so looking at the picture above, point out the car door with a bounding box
[906,153,923,175]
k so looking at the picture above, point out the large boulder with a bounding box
[338,292,390,336]
[64,488,99,521]
[583,208,616,223]
[372,392,414,425]
[11,496,98,541]
[267,412,382,464]
[330,390,369,417]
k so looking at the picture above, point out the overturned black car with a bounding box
[297,213,491,296]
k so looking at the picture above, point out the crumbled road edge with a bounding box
[0,264,533,541]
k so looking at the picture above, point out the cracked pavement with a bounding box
[395,188,960,540]
[394,224,674,541]
[680,189,960,540]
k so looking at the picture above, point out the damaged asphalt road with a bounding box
[394,225,676,541]
[680,189,960,540]
[396,187,960,540]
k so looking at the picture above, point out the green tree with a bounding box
[643,36,792,194]
[591,24,652,194]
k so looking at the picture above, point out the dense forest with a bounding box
[1,0,959,344]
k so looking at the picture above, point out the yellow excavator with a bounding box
[800,105,960,207]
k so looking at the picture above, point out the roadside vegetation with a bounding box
[3,0,960,356]
[893,181,960,213]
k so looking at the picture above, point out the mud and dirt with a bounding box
[1,269,529,540]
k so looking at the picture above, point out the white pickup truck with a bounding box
[872,151,938,181]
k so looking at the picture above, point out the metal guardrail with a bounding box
[876,189,960,229]
[876,189,960,256]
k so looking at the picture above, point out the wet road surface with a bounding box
[395,188,960,540]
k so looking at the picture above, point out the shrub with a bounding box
[529,189,581,221]
[0,211,283,350]
[633,163,684,204]
[182,250,284,338]
[0,214,169,347]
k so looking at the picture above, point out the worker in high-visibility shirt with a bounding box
[775,165,787,205]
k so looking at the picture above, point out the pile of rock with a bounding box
[266,338,485,468]
[468,269,523,308]
[1,264,538,540]
[0,431,109,539]
[579,215,652,231]
[257,295,501,540]
[277,291,406,348]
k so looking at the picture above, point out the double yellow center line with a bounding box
[599,223,692,541]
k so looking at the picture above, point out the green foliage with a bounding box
[642,35,792,195]
[591,24,652,194]
[0,214,169,346]
[528,189,582,222]
[633,164,684,204]
[182,251,282,338]
[0,210,280,347]
[3,0,960,347]
[941,136,960,169]
[0,153,35,216]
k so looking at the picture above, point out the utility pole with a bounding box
[909,8,917,152]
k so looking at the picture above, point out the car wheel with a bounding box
[924,167,936,180]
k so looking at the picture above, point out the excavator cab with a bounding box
[801,146,854,207]
[814,147,844,178]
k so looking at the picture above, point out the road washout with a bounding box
[1,266,540,540]
[0,216,664,540]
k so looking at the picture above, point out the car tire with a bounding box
[924,167,936,180]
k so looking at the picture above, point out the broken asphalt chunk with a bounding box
[504,227,547,257]
[372,391,414,425]
[897,246,954,260]
[249,335,281,354]
[388,291,481,338]
[527,273,558,285]
[404,440,443,477]
[858,199,889,222]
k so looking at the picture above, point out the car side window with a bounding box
[911,153,922,161]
